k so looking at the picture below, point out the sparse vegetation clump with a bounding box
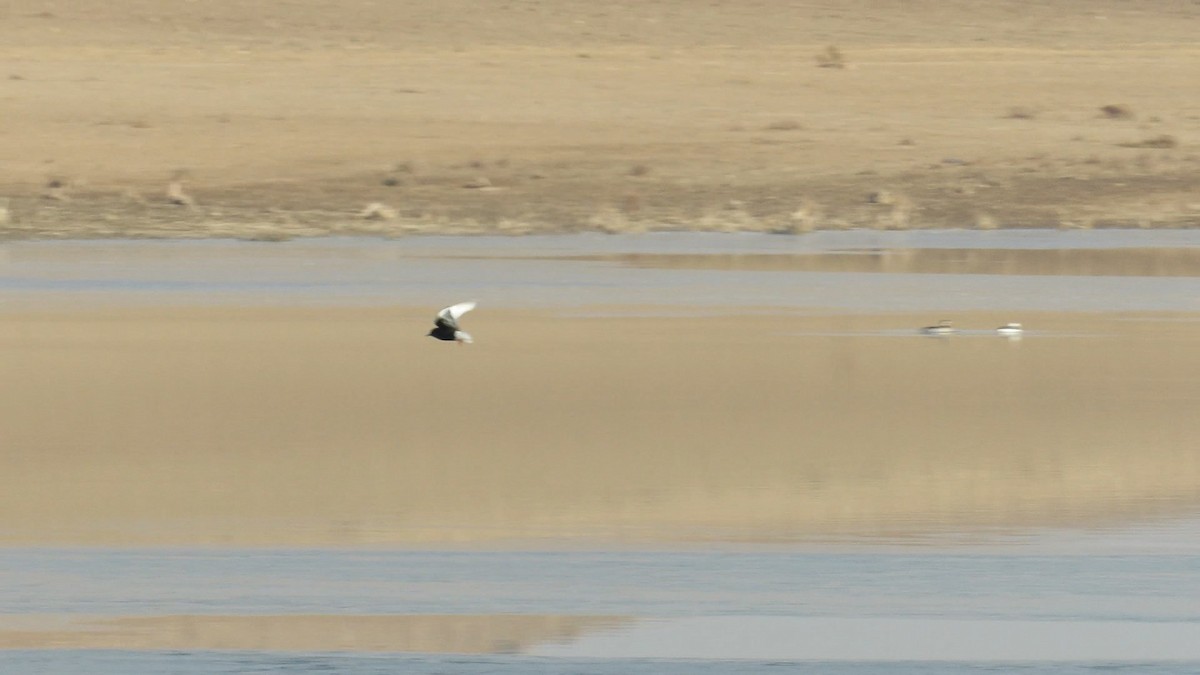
[865,189,914,229]
[359,202,397,220]
[867,190,897,205]
[240,227,293,242]
[815,45,846,69]
[973,213,998,230]
[1100,104,1135,120]
[166,180,195,207]
[42,177,71,202]
[586,206,633,234]
[764,119,803,131]
[778,198,821,234]
[1119,135,1179,149]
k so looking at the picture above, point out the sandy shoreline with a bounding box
[3,1,1200,238]
[0,614,630,652]
[3,306,1198,546]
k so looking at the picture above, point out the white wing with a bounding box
[438,300,477,324]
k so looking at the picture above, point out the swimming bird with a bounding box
[428,300,477,344]
[920,319,956,336]
[996,322,1024,337]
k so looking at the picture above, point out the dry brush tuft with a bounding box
[815,45,846,69]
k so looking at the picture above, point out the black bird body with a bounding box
[428,318,459,342]
[428,301,476,344]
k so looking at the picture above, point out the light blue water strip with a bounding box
[2,235,1199,311]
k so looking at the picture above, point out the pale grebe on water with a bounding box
[996,322,1024,338]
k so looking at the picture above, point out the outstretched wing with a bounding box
[435,300,477,330]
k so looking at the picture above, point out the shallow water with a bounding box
[9,652,1196,675]
[5,534,1200,617]
[2,230,1200,312]
[3,537,1200,670]
[2,231,1199,672]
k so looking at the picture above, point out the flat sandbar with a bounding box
[2,307,1198,546]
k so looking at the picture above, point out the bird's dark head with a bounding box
[427,329,436,338]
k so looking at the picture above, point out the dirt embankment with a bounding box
[2,1,1200,238]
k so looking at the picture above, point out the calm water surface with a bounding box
[10,652,1198,675]
[3,524,1200,671]
[2,231,1198,672]
[2,230,1200,312]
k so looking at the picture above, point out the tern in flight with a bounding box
[428,301,477,344]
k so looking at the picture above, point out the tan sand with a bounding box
[0,614,629,652]
[1,306,1198,546]
[2,1,1199,237]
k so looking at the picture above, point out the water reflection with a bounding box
[0,615,629,653]
[584,247,1200,276]
[3,236,1200,313]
